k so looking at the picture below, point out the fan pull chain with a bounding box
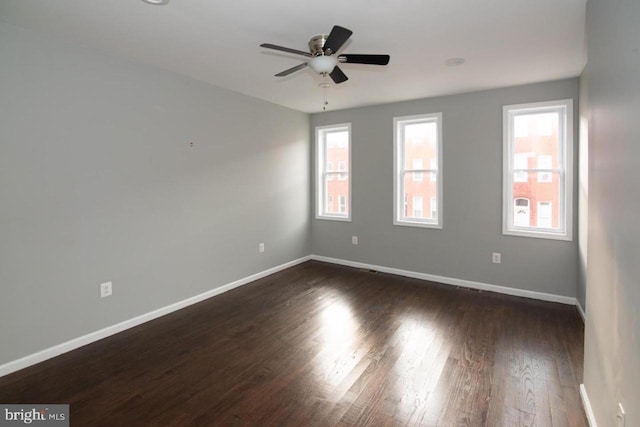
[323,85,328,111]
[320,83,330,111]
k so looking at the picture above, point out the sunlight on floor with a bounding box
[319,300,357,356]
[310,299,359,388]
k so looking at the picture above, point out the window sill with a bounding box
[503,228,572,241]
[394,219,442,229]
[316,214,351,222]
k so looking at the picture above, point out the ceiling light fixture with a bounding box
[309,55,338,74]
[445,57,466,66]
[142,0,169,5]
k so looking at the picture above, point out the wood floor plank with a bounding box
[0,261,587,426]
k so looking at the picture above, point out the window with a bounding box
[503,100,573,240]
[412,196,423,218]
[430,159,437,182]
[430,196,437,220]
[394,113,442,228]
[338,161,347,181]
[514,153,529,182]
[537,155,552,182]
[339,195,346,214]
[412,159,423,181]
[316,124,351,221]
[537,201,552,228]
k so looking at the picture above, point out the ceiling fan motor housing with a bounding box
[309,35,329,56]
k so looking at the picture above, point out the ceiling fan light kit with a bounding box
[260,25,390,84]
[309,55,338,74]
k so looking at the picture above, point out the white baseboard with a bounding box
[576,300,586,322]
[580,384,598,427]
[0,256,311,378]
[310,255,577,305]
[0,254,579,378]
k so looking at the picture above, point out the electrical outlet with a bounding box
[617,403,626,427]
[259,243,265,253]
[100,281,112,298]
[352,236,358,245]
[492,253,501,264]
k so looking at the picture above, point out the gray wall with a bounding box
[582,0,640,425]
[0,22,310,366]
[310,79,579,297]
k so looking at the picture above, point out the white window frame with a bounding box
[316,123,352,221]
[503,99,573,240]
[394,112,443,229]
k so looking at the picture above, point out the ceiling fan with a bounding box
[260,25,390,84]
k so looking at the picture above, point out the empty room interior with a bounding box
[0,1,638,426]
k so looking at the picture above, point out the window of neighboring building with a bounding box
[537,201,553,228]
[503,100,573,240]
[338,161,347,181]
[403,194,408,217]
[430,159,437,182]
[412,159,423,181]
[514,153,529,182]
[537,155,552,183]
[316,123,351,221]
[394,113,443,228]
[430,196,437,220]
[412,196,423,218]
[339,195,346,214]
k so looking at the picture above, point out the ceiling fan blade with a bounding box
[260,43,312,57]
[339,54,390,65]
[323,26,353,54]
[329,66,348,84]
[275,62,308,77]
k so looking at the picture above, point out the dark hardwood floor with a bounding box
[0,261,587,426]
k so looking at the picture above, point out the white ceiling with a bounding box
[0,0,587,113]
